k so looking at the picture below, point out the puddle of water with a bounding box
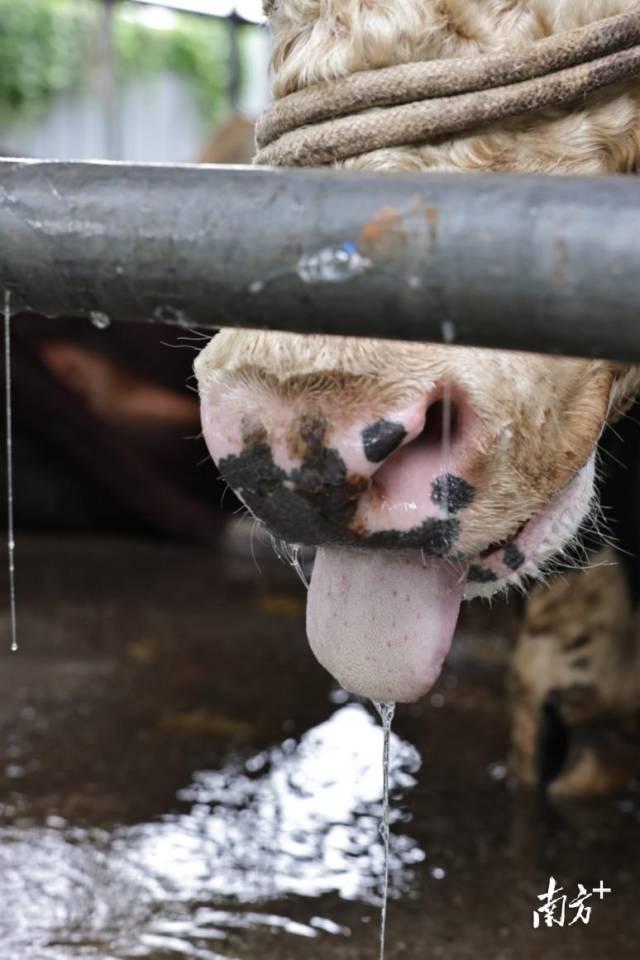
[5,539,640,959]
[0,703,423,959]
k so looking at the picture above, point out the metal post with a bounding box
[1,159,639,362]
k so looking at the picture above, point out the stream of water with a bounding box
[440,319,456,517]
[4,290,17,653]
[275,542,398,960]
[372,699,396,960]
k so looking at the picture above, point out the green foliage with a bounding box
[0,0,86,124]
[115,8,229,119]
[0,0,230,127]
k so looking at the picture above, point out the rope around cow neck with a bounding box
[255,6,640,167]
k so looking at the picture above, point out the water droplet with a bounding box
[90,311,111,330]
[249,280,264,295]
[152,305,189,327]
[5,764,25,779]
[430,693,445,708]
[46,815,67,829]
[297,244,371,284]
[441,320,455,344]
[329,687,350,705]
[431,866,446,880]
[245,752,268,774]
[488,762,507,781]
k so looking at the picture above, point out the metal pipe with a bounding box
[0,158,639,362]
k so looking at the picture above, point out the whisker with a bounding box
[160,341,202,351]
[250,519,262,575]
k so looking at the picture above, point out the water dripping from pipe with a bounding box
[4,290,17,652]
[440,320,456,518]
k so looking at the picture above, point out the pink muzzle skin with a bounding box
[199,382,479,543]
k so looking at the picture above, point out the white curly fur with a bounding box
[268,0,640,176]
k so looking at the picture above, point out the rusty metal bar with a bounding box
[0,158,639,361]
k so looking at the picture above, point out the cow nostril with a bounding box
[416,398,460,451]
[362,418,407,463]
[368,393,466,502]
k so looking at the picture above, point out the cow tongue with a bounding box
[307,546,468,703]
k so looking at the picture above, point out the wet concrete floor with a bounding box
[0,534,639,959]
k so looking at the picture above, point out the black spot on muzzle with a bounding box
[467,564,498,584]
[366,517,460,556]
[218,436,460,555]
[362,419,407,463]
[219,441,363,545]
[504,543,526,571]
[431,474,476,514]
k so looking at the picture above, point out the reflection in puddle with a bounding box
[0,705,423,958]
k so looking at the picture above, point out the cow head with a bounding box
[196,0,640,702]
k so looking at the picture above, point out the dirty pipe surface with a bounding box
[1,159,639,362]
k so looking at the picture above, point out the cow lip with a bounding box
[477,521,529,562]
[463,453,597,598]
[275,454,595,599]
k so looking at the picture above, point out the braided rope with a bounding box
[255,6,640,167]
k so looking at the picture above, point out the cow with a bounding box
[195,0,640,797]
